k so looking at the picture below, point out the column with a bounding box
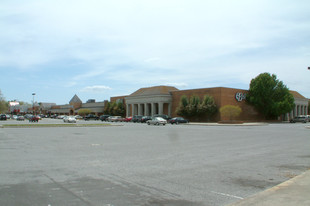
[131,104,136,116]
[168,103,171,117]
[138,104,141,115]
[158,102,163,115]
[151,103,155,116]
[294,105,297,117]
[126,104,130,117]
[145,103,149,116]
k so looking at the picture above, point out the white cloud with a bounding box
[81,85,112,93]
[1,0,310,103]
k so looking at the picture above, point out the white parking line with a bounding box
[211,191,244,200]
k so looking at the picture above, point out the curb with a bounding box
[227,169,310,206]
[188,123,268,126]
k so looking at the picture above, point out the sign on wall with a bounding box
[235,92,247,102]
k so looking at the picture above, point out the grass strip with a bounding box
[1,123,113,128]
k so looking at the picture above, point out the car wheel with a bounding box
[163,124,166,126]
[147,122,150,125]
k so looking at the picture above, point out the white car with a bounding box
[63,116,77,123]
[147,117,167,126]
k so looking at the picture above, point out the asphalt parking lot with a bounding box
[0,119,310,206]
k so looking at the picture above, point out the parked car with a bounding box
[141,116,152,123]
[63,116,77,123]
[124,116,133,122]
[170,117,189,124]
[99,115,110,121]
[153,114,171,122]
[147,117,167,126]
[29,115,40,122]
[290,116,308,123]
[24,114,33,120]
[74,115,83,120]
[107,116,123,122]
[16,115,25,121]
[57,115,65,119]
[84,114,99,120]
[0,114,7,120]
[50,114,58,119]
[132,115,143,123]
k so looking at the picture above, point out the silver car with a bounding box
[147,117,167,126]
[63,116,77,123]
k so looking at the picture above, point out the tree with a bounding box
[103,101,125,116]
[246,73,295,119]
[197,95,217,119]
[220,105,242,121]
[78,108,92,116]
[176,94,217,120]
[0,89,8,113]
[176,95,189,117]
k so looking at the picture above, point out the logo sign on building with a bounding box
[235,92,247,102]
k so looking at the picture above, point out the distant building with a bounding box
[48,94,107,116]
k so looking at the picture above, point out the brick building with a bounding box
[112,85,308,122]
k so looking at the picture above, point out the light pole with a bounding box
[32,93,36,114]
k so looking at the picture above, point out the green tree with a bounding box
[176,95,189,117]
[114,101,125,116]
[0,89,8,113]
[103,101,125,116]
[246,73,295,119]
[220,105,242,121]
[176,94,217,120]
[197,95,217,118]
[78,108,92,116]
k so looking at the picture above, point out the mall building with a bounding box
[111,85,309,122]
[30,85,308,122]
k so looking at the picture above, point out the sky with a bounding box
[1,0,309,105]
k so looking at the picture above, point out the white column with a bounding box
[126,104,130,117]
[145,103,149,116]
[151,103,155,116]
[138,104,141,115]
[168,103,171,117]
[132,104,136,116]
[159,102,163,115]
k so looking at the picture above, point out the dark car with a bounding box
[0,114,7,120]
[29,115,40,122]
[170,117,189,124]
[84,114,99,120]
[141,116,152,123]
[132,115,143,123]
[99,115,110,121]
[290,116,308,123]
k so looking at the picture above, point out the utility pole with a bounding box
[32,93,36,114]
